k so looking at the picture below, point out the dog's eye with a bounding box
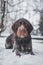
[19,21,22,25]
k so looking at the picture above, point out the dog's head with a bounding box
[12,18,33,38]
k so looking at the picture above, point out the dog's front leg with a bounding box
[28,41,35,55]
[29,41,35,55]
[12,40,17,52]
[12,42,21,56]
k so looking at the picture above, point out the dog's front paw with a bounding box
[12,49,15,52]
[16,50,21,57]
[30,52,35,55]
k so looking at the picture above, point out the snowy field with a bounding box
[0,37,43,65]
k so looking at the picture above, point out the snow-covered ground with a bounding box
[0,37,43,65]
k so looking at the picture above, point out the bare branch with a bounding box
[7,0,24,7]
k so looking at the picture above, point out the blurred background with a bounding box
[0,1,43,65]
[0,0,43,37]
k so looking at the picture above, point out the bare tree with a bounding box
[0,0,6,36]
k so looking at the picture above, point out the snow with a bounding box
[0,37,43,65]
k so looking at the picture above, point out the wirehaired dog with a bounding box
[5,18,34,56]
[12,18,34,56]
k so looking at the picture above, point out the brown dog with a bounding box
[12,18,34,56]
[5,18,34,56]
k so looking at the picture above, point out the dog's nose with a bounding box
[20,25,25,30]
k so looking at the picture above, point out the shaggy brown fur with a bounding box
[5,18,34,56]
[12,18,33,56]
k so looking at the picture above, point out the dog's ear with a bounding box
[25,20,33,34]
[12,21,18,33]
[12,19,21,33]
